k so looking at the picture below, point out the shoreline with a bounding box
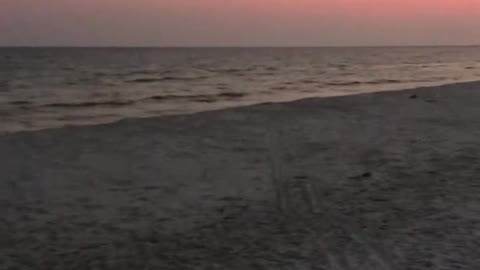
[2,79,480,137]
[2,81,480,269]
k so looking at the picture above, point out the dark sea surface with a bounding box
[1,47,480,133]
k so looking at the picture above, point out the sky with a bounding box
[1,0,480,47]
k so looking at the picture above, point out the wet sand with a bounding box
[2,81,480,269]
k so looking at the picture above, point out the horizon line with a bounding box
[1,44,479,49]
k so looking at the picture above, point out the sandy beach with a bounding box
[2,81,480,269]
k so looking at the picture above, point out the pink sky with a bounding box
[1,0,479,46]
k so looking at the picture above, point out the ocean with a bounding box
[1,47,480,133]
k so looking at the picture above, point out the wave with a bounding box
[8,100,32,105]
[216,92,246,98]
[216,85,230,90]
[366,79,403,84]
[42,100,135,108]
[147,94,215,103]
[123,70,159,76]
[38,91,248,109]
[301,79,319,84]
[147,95,189,101]
[126,76,208,83]
[326,79,403,86]
[126,78,166,83]
[215,67,258,76]
[326,81,362,86]
[146,92,247,102]
[271,86,287,91]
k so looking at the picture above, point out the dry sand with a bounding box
[2,81,480,269]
